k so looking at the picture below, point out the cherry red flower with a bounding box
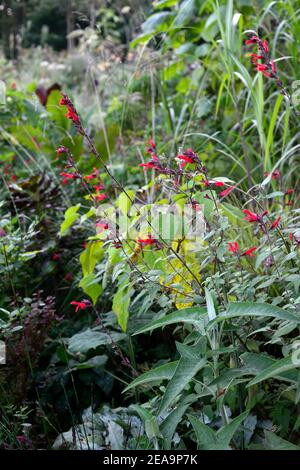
[84,167,99,181]
[241,246,257,257]
[204,180,225,187]
[228,241,239,254]
[70,300,92,313]
[95,193,107,202]
[270,216,281,230]
[94,184,104,192]
[60,172,79,184]
[243,209,260,223]
[51,252,61,261]
[286,189,294,195]
[219,186,235,198]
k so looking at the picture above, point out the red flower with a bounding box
[70,300,92,313]
[228,241,239,254]
[243,209,260,223]
[60,172,79,184]
[270,216,281,230]
[204,180,225,187]
[286,189,294,195]
[94,184,104,192]
[59,93,83,133]
[84,167,99,181]
[146,138,156,151]
[95,193,107,202]
[177,155,195,164]
[51,252,61,260]
[241,246,257,257]
[137,236,157,246]
[219,186,235,198]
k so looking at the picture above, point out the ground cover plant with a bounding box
[0,0,300,451]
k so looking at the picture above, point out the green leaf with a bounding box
[160,398,194,448]
[208,302,300,329]
[189,410,249,450]
[216,411,249,446]
[46,89,69,130]
[68,328,125,355]
[133,307,207,336]
[141,12,173,34]
[247,355,297,387]
[188,415,217,449]
[159,350,206,414]
[112,281,132,332]
[263,431,300,450]
[60,204,81,236]
[174,0,197,26]
[79,274,103,305]
[80,242,104,277]
[241,352,299,384]
[123,361,178,392]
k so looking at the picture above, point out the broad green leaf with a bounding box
[241,352,299,384]
[208,302,300,329]
[133,307,207,336]
[112,281,132,332]
[205,288,216,321]
[60,204,81,236]
[123,361,178,392]
[160,397,195,448]
[79,273,103,305]
[263,431,300,450]
[188,415,217,449]
[173,0,196,26]
[46,89,69,130]
[80,241,104,277]
[68,328,125,355]
[159,355,206,414]
[189,410,248,450]
[216,411,249,445]
[141,12,173,34]
[247,355,298,387]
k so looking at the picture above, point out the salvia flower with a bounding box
[245,35,288,96]
[228,241,239,254]
[243,209,267,223]
[84,167,99,181]
[270,216,281,230]
[241,246,257,257]
[137,236,163,249]
[56,146,70,156]
[60,171,80,184]
[219,186,235,198]
[59,93,84,134]
[70,299,92,313]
